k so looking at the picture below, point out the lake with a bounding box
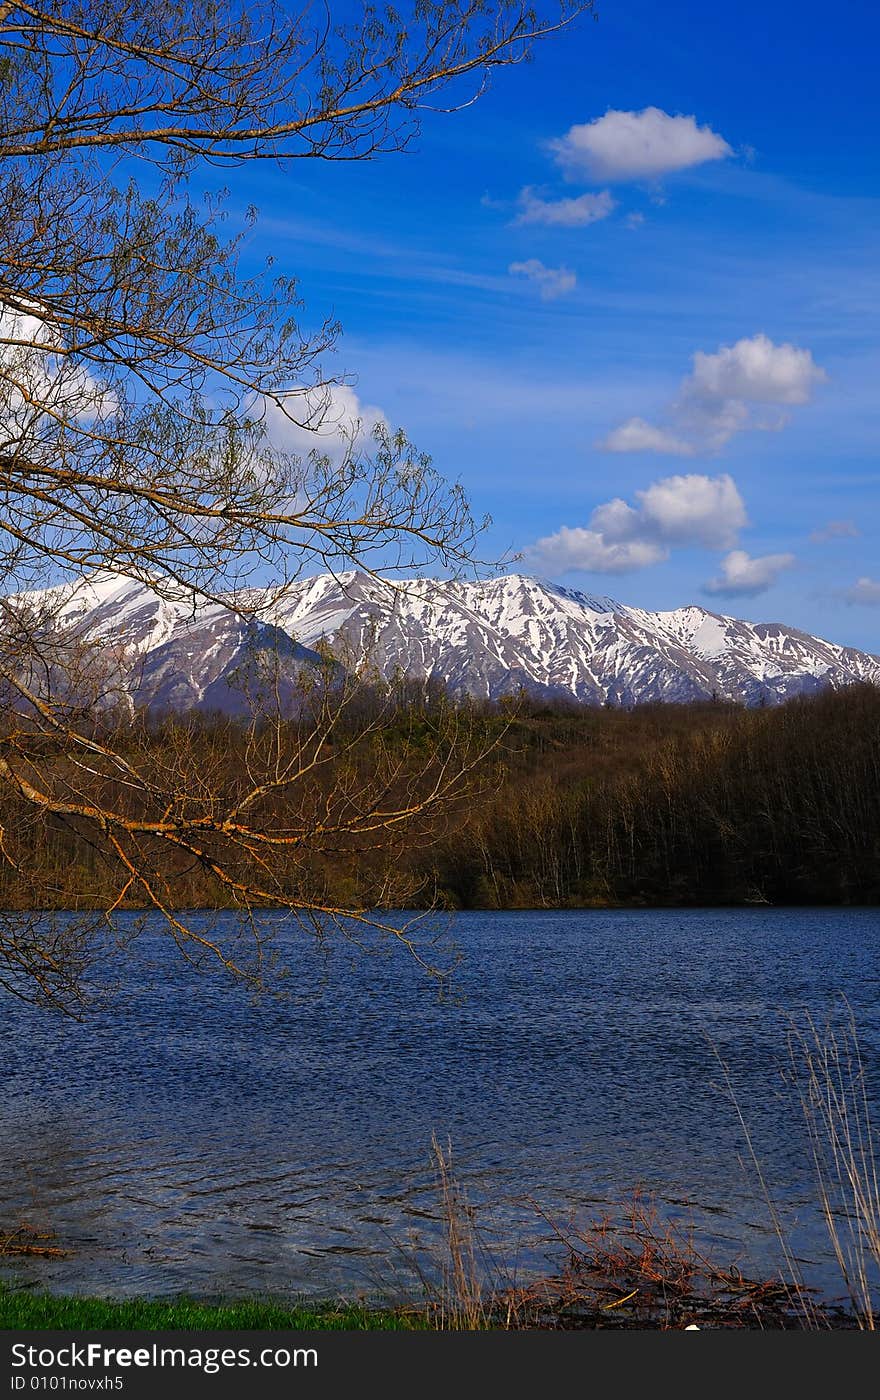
[2,907,879,1307]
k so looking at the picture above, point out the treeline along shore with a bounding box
[2,682,879,911]
[438,681,880,909]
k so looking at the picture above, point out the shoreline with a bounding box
[3,899,880,914]
[0,1286,854,1332]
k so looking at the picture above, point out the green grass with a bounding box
[0,1285,432,1330]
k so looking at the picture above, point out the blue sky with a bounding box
[226,0,879,650]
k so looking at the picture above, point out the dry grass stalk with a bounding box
[429,1133,493,1329]
[784,1008,880,1329]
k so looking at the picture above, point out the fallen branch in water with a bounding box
[0,1223,70,1260]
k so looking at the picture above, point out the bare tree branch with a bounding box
[0,0,587,1007]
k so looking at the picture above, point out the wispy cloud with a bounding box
[844,577,880,605]
[515,186,616,227]
[508,259,577,300]
[810,519,860,543]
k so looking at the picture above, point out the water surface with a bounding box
[2,908,879,1304]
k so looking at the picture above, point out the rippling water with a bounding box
[2,908,879,1304]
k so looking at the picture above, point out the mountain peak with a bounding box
[530,576,621,615]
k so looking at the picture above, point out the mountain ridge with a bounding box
[5,569,880,711]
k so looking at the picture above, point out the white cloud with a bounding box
[524,527,666,575]
[0,302,112,438]
[844,576,880,605]
[810,519,860,543]
[550,107,733,183]
[525,472,747,575]
[704,549,796,597]
[600,416,694,457]
[509,259,577,301]
[515,186,616,227]
[0,304,52,360]
[602,333,827,456]
[261,383,387,464]
[627,473,747,548]
[686,333,826,406]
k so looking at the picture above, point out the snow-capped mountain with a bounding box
[5,569,880,710]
